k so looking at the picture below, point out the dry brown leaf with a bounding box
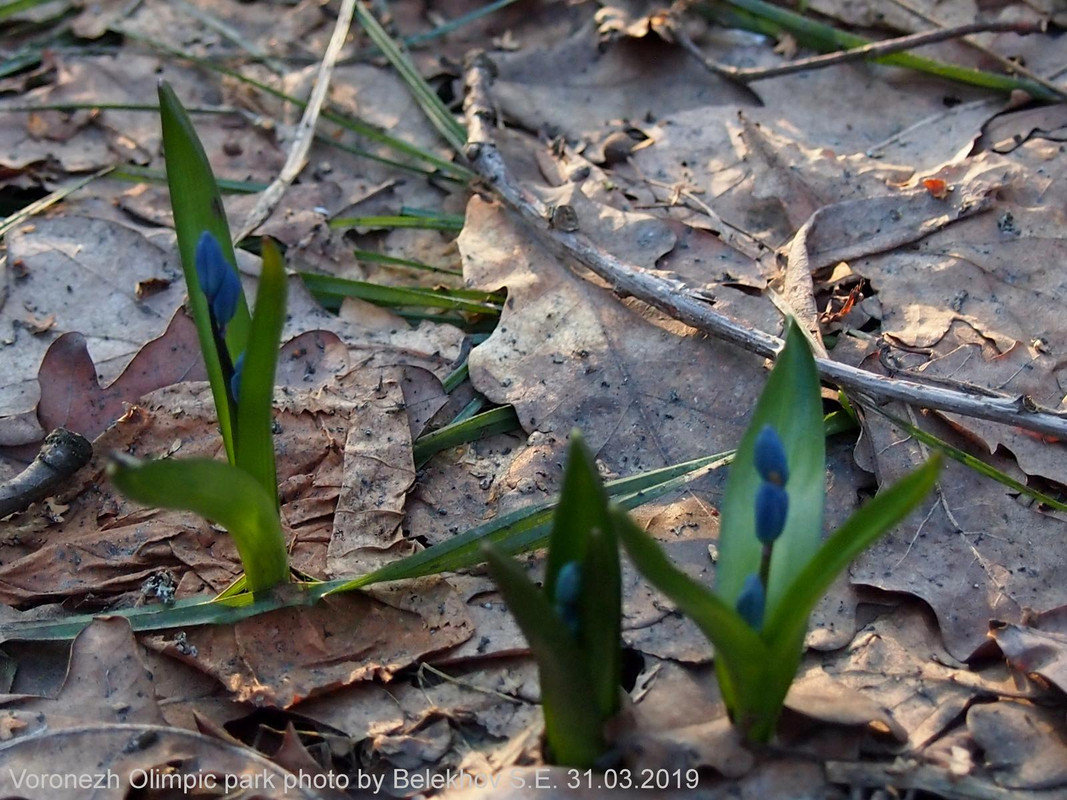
[459,194,767,476]
[967,700,1067,790]
[492,18,757,141]
[847,398,1067,660]
[6,618,165,730]
[143,583,471,708]
[0,217,188,446]
[0,723,326,799]
[990,605,1067,694]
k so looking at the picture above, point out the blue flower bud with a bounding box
[754,425,789,486]
[195,231,240,330]
[230,351,245,401]
[554,561,582,637]
[736,573,765,630]
[755,481,789,545]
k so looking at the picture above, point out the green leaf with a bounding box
[413,406,520,468]
[483,545,605,767]
[3,453,727,643]
[543,434,606,591]
[235,239,287,506]
[108,456,289,593]
[352,0,468,154]
[331,451,730,592]
[353,249,461,276]
[868,405,1067,512]
[159,82,251,463]
[583,524,622,719]
[703,0,1059,101]
[613,508,767,716]
[764,455,941,657]
[330,214,465,231]
[716,321,825,615]
[299,273,502,315]
[543,434,621,719]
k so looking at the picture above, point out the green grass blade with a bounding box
[442,361,469,393]
[353,0,468,154]
[483,545,605,767]
[0,586,318,642]
[113,164,269,194]
[159,82,250,463]
[451,396,487,423]
[404,0,522,46]
[108,456,289,593]
[868,406,1067,512]
[0,0,56,21]
[704,0,1059,100]
[716,321,825,614]
[234,239,287,506]
[299,273,502,315]
[0,454,729,642]
[764,455,940,654]
[126,31,474,181]
[413,406,520,467]
[330,452,731,592]
[354,249,461,275]
[330,214,465,231]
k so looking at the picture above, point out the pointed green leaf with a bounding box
[613,508,768,714]
[483,545,605,767]
[352,0,468,154]
[716,321,825,616]
[544,433,610,597]
[764,455,941,655]
[413,406,520,468]
[108,455,288,593]
[235,238,287,505]
[582,524,622,719]
[159,82,251,463]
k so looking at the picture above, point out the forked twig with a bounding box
[461,54,1067,440]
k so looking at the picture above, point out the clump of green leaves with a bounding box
[484,433,622,768]
[617,321,940,742]
[107,84,290,595]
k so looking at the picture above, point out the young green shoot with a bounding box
[108,87,290,594]
[484,433,622,767]
[617,321,940,741]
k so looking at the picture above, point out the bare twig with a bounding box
[0,429,93,518]
[461,54,1067,441]
[233,0,356,242]
[673,19,1045,84]
[887,0,1067,102]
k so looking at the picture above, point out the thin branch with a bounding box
[887,0,1067,102]
[461,54,1067,441]
[233,0,356,243]
[0,429,93,518]
[674,19,1047,84]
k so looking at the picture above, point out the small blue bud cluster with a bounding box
[196,231,240,333]
[736,425,790,631]
[195,231,244,404]
[554,561,582,638]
